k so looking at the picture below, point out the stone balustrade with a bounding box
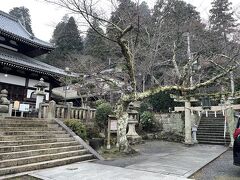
[38,101,96,121]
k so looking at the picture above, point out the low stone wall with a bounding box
[143,112,199,142]
[155,113,184,134]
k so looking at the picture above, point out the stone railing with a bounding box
[38,100,96,121]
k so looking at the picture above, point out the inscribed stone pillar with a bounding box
[47,100,56,119]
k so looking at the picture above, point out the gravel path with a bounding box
[191,149,240,180]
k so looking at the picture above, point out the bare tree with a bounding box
[44,0,240,152]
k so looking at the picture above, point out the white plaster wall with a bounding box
[0,73,26,86]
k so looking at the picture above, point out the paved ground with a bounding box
[96,141,228,178]
[29,162,187,180]
[28,141,228,180]
[191,149,240,180]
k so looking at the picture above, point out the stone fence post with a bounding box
[47,100,56,119]
[67,102,73,119]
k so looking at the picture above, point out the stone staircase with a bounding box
[197,113,230,145]
[0,117,96,176]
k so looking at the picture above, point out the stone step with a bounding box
[0,134,70,141]
[0,119,53,124]
[0,123,59,128]
[197,134,230,139]
[2,131,66,136]
[197,137,230,142]
[0,137,75,146]
[0,145,83,160]
[198,124,225,126]
[0,127,63,131]
[198,140,229,145]
[0,154,95,176]
[197,132,229,136]
[0,141,81,153]
[200,122,224,124]
[4,117,43,121]
[0,149,89,168]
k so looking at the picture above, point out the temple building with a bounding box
[0,10,73,106]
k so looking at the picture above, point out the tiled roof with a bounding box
[0,47,78,77]
[0,10,53,49]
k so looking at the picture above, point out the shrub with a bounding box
[95,102,113,131]
[140,111,156,132]
[95,99,107,107]
[139,102,151,114]
[64,119,87,140]
[86,126,101,139]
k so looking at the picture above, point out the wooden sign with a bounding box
[13,101,20,110]
[110,120,117,131]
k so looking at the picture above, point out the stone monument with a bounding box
[126,102,142,145]
[34,78,48,110]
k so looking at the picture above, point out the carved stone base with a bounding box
[127,135,142,145]
[0,105,8,113]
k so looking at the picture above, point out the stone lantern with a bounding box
[0,89,10,116]
[126,102,142,144]
[34,78,48,110]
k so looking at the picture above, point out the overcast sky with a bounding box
[0,0,239,42]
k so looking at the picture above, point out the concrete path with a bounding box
[29,162,187,180]
[29,141,228,180]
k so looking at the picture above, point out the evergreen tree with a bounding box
[209,0,237,38]
[9,6,34,35]
[46,16,83,67]
[57,17,83,53]
[84,18,108,61]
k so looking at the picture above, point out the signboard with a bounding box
[19,104,30,112]
[13,101,20,110]
[110,120,118,131]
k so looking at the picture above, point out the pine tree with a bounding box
[209,0,237,38]
[84,18,108,61]
[9,7,34,35]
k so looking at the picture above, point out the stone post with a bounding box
[47,100,56,120]
[185,100,193,145]
[126,102,142,145]
[192,124,198,144]
[226,97,235,147]
[67,102,73,119]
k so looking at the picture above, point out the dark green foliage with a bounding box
[64,119,87,140]
[140,111,156,132]
[95,103,113,130]
[148,91,180,112]
[209,0,237,37]
[95,99,107,108]
[9,6,33,34]
[139,102,151,114]
[57,17,83,52]
[86,126,101,139]
[84,18,108,61]
[45,16,83,67]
